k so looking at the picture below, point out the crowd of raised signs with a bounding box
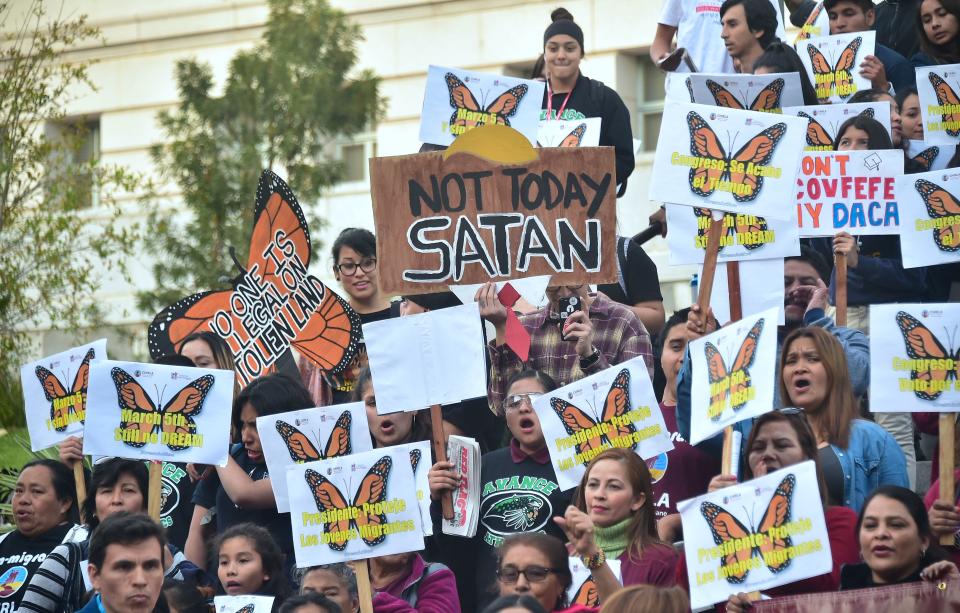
[8,1,960,612]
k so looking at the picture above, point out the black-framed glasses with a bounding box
[496,565,560,583]
[335,257,377,276]
[503,393,542,412]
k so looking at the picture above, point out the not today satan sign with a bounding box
[369,135,618,294]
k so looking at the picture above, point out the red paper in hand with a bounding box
[497,283,530,362]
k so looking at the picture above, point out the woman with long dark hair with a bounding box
[912,0,960,65]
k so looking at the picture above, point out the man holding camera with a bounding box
[477,282,653,415]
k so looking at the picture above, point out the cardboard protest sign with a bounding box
[364,303,486,413]
[869,304,960,412]
[906,140,957,172]
[699,259,785,327]
[567,557,622,608]
[536,118,602,148]
[20,339,107,451]
[666,205,799,264]
[258,403,373,513]
[795,150,903,237]
[917,64,960,145]
[648,102,806,220]
[688,306,779,446]
[687,73,805,112]
[532,357,674,491]
[783,102,892,151]
[797,31,875,103]
[678,460,832,610]
[370,126,618,294]
[287,447,424,566]
[148,170,362,387]
[84,361,234,465]
[391,440,434,536]
[214,595,274,613]
[419,65,545,147]
[895,169,960,268]
[795,2,828,42]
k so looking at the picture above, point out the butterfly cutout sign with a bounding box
[83,360,234,465]
[689,306,779,445]
[532,357,673,491]
[536,118,602,148]
[20,339,107,451]
[258,403,373,512]
[665,204,800,265]
[419,65,545,147]
[567,556,622,608]
[798,31,874,103]
[213,595,274,613]
[147,170,362,387]
[905,140,957,173]
[649,102,806,220]
[918,65,960,145]
[286,446,424,566]
[687,73,805,113]
[783,102,892,151]
[895,169,960,268]
[869,304,960,411]
[678,460,832,609]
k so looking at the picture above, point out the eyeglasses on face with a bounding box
[496,565,559,583]
[503,393,542,412]
[778,407,804,415]
[335,257,377,276]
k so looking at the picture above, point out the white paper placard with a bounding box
[906,140,957,172]
[665,73,694,104]
[666,205,799,265]
[648,102,806,220]
[783,102,892,151]
[688,306,780,445]
[566,557,623,607]
[917,63,960,145]
[286,447,424,566]
[532,356,674,491]
[869,304,960,412]
[797,31,875,104]
[895,169,960,268]
[83,361,234,466]
[20,339,107,451]
[214,595,274,613]
[390,440,434,536]
[419,65,545,147]
[687,73,805,112]
[364,302,486,413]
[258,404,373,513]
[795,150,904,237]
[678,460,832,610]
[448,275,552,311]
[537,118,602,148]
[698,259,785,327]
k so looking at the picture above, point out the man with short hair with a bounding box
[786,0,921,59]
[720,0,781,73]
[826,0,914,91]
[79,512,165,613]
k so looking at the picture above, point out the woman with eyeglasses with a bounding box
[493,533,574,612]
[429,369,572,612]
[300,227,400,406]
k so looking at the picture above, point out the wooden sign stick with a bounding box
[723,260,744,476]
[73,462,87,513]
[835,254,848,327]
[147,461,162,522]
[430,404,454,520]
[353,560,374,613]
[940,414,956,546]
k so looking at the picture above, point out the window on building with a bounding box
[336,137,376,184]
[45,117,101,208]
[635,57,665,153]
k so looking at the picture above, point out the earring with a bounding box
[921,547,927,559]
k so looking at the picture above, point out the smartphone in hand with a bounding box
[558,296,583,341]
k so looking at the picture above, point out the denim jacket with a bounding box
[836,419,909,512]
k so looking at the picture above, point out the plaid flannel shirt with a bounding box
[487,292,653,414]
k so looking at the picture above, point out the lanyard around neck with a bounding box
[546,80,575,121]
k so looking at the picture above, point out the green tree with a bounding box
[138,0,383,313]
[0,2,143,427]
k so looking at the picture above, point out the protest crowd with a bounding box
[12,1,960,612]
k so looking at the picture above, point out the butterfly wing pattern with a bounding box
[895,311,959,400]
[914,179,960,251]
[704,319,765,421]
[559,123,587,147]
[445,72,528,131]
[304,456,392,552]
[550,369,638,457]
[276,420,322,462]
[571,577,599,606]
[797,111,833,149]
[930,72,960,137]
[912,147,940,172]
[35,348,95,431]
[807,37,862,102]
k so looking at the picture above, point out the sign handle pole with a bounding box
[147,461,162,522]
[73,462,86,514]
[940,414,956,546]
[430,404,455,520]
[722,260,744,476]
[835,255,848,327]
[353,561,374,613]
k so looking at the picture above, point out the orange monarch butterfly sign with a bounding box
[869,304,960,412]
[797,31,874,104]
[286,447,424,566]
[688,306,780,446]
[677,460,832,610]
[687,73,805,113]
[895,170,960,267]
[664,204,799,265]
[566,556,622,608]
[648,102,806,220]
[531,357,674,491]
[917,64,960,146]
[83,360,235,465]
[257,403,373,513]
[20,339,107,452]
[783,102,892,151]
